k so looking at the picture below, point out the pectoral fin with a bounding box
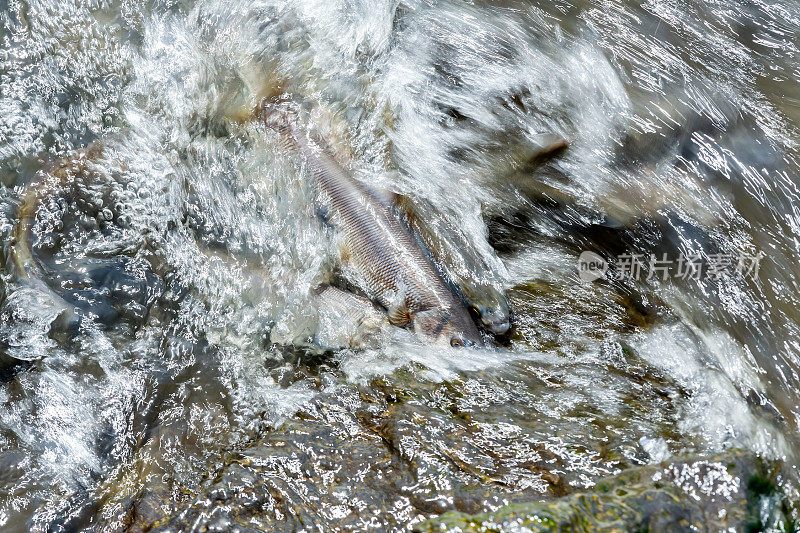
[387,286,411,327]
[337,238,353,265]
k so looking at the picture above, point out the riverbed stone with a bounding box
[413,450,792,533]
[92,357,794,532]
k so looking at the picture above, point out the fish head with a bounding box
[414,307,484,348]
[460,283,511,335]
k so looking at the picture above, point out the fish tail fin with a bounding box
[253,98,293,132]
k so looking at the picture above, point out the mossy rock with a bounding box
[414,450,794,533]
[93,361,792,532]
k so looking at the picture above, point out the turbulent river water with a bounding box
[1,0,799,530]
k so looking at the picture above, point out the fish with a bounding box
[255,100,483,348]
[4,144,110,341]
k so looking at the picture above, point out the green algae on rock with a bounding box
[414,450,796,533]
[93,357,737,531]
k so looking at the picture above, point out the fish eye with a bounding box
[486,306,495,313]
[450,337,464,347]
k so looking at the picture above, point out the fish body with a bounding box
[259,103,483,347]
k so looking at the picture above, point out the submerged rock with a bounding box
[93,353,751,532]
[414,450,795,533]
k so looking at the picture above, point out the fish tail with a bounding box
[254,99,292,132]
[251,99,302,155]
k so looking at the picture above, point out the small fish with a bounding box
[257,100,483,348]
[313,285,389,350]
[5,144,108,339]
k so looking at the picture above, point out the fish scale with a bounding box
[259,103,483,346]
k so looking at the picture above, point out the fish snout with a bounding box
[471,303,511,335]
[460,284,512,336]
[483,317,510,336]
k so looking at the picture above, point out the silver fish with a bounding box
[258,102,483,348]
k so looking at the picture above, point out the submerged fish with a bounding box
[5,145,110,338]
[256,101,483,348]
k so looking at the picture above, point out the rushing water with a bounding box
[0,0,799,530]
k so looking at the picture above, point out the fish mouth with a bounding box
[482,318,510,335]
[475,308,511,335]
